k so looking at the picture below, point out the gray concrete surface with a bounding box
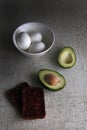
[0,0,87,130]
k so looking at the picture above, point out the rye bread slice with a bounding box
[6,82,30,113]
[22,87,46,119]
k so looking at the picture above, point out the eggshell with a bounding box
[29,42,46,53]
[17,32,31,50]
[30,32,42,43]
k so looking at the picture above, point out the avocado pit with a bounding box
[44,74,60,86]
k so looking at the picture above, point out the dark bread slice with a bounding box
[22,87,46,119]
[6,82,30,113]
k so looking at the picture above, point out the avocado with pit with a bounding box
[38,69,66,91]
[58,47,76,68]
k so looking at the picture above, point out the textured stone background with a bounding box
[0,0,87,130]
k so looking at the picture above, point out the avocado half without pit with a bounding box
[58,47,76,68]
[38,69,66,91]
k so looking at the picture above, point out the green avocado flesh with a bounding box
[38,69,66,91]
[58,47,76,68]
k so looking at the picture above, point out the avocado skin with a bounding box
[58,46,76,68]
[38,69,66,91]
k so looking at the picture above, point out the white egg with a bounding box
[29,42,46,53]
[17,32,31,50]
[30,32,42,43]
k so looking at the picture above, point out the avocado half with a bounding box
[38,69,66,91]
[58,47,76,68]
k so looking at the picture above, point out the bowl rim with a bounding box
[13,22,55,56]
